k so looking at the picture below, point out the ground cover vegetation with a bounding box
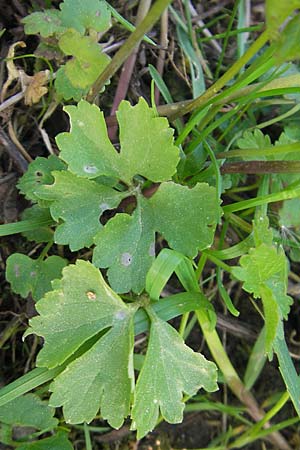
[1,0,300,448]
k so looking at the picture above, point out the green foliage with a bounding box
[0,394,57,429]
[237,129,272,160]
[0,395,73,450]
[131,309,218,438]
[16,99,220,291]
[17,155,66,202]
[22,0,110,36]
[21,205,53,243]
[58,29,110,89]
[17,432,73,450]
[22,10,65,37]
[59,0,111,34]
[22,0,111,100]
[36,170,126,250]
[56,100,120,179]
[265,0,300,34]
[6,253,67,301]
[24,260,218,437]
[93,197,155,293]
[275,14,300,63]
[232,219,293,354]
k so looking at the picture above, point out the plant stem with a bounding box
[221,160,300,174]
[88,0,173,100]
[196,310,291,450]
[169,29,270,120]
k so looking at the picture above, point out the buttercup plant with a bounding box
[1,1,300,449]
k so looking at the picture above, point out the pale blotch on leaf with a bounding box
[121,252,132,267]
[83,165,98,174]
[30,271,37,278]
[77,121,84,127]
[100,202,109,212]
[114,310,127,321]
[14,264,20,277]
[86,290,97,300]
[149,242,155,257]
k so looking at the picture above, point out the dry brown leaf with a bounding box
[23,71,49,105]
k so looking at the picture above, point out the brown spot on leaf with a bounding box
[86,290,97,300]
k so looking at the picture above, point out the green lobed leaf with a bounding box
[18,431,73,450]
[93,197,155,294]
[55,67,88,102]
[59,0,111,34]
[131,308,218,439]
[266,0,300,34]
[17,155,66,202]
[56,100,119,179]
[6,254,67,301]
[0,394,57,429]
[21,205,53,243]
[232,243,293,353]
[275,14,300,63]
[117,98,180,183]
[24,260,125,368]
[49,304,136,428]
[150,182,220,257]
[236,129,272,161]
[22,10,65,37]
[36,171,126,251]
[58,30,111,89]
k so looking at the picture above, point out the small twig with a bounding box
[0,91,24,113]
[111,0,152,116]
[88,0,173,100]
[189,2,222,53]
[220,160,300,174]
[0,127,28,173]
[8,120,32,163]
[154,8,169,104]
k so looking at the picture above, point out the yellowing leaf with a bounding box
[58,30,110,89]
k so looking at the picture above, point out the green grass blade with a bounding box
[105,2,157,46]
[148,64,173,104]
[0,219,54,237]
[274,334,300,417]
[244,327,267,390]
